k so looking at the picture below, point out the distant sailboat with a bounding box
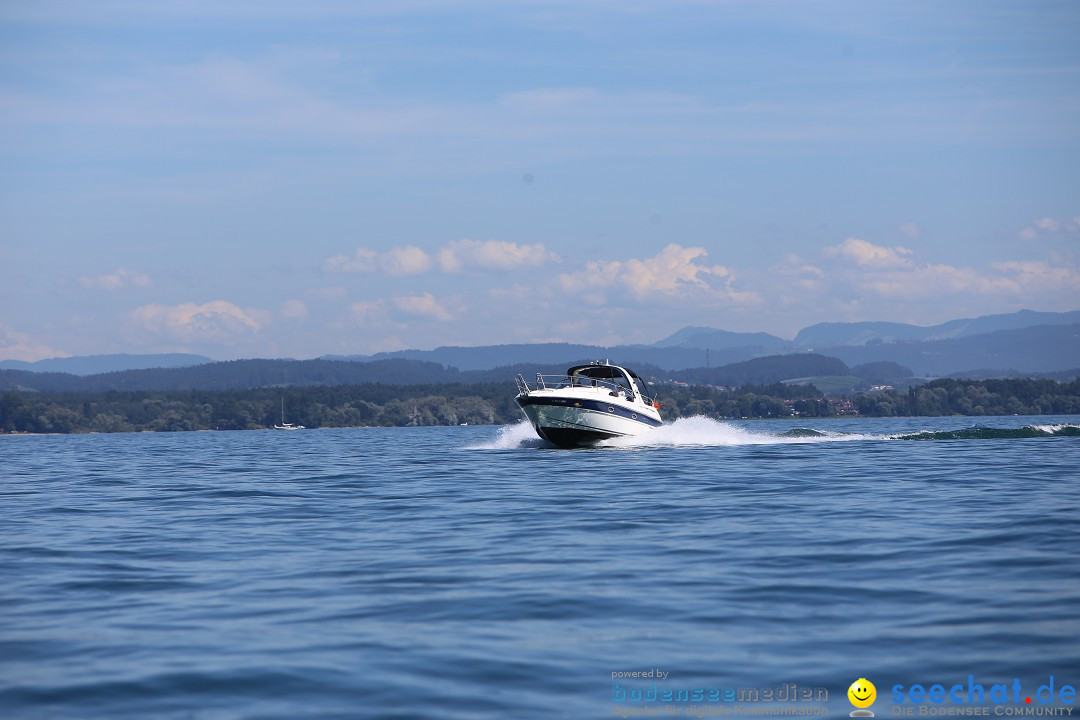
[274,398,305,430]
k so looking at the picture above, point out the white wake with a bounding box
[467,420,552,450]
[469,417,872,450]
[600,416,871,447]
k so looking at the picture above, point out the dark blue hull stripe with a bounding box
[515,395,663,428]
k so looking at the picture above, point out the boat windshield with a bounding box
[569,365,635,395]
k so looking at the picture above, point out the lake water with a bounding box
[2,415,1079,719]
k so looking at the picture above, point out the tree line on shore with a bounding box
[1,377,1078,434]
[0,354,914,393]
[853,377,1080,417]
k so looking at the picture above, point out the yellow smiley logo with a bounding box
[848,678,877,709]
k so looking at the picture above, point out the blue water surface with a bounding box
[1,415,1079,719]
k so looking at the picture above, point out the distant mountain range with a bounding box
[0,353,213,376]
[0,354,915,394]
[326,310,1080,376]
[2,309,1078,381]
[652,326,790,350]
[790,309,1080,347]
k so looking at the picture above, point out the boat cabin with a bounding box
[566,363,651,403]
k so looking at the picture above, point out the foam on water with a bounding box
[1030,423,1080,434]
[471,416,871,449]
[471,418,1080,450]
[600,416,871,447]
[889,423,1080,441]
[467,420,552,449]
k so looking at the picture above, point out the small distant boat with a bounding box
[273,398,305,430]
[515,360,662,447]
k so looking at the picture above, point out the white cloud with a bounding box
[322,248,377,273]
[349,300,386,324]
[0,324,66,362]
[280,299,308,320]
[992,260,1080,292]
[819,237,1080,302]
[327,239,556,277]
[861,263,1020,298]
[558,259,622,294]
[824,238,914,269]
[1019,215,1080,240]
[556,244,758,306]
[131,300,263,343]
[322,245,431,276]
[437,239,558,272]
[621,244,729,297]
[392,292,453,321]
[775,255,826,292]
[79,267,153,290]
[380,245,432,276]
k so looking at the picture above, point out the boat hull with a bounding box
[515,394,661,448]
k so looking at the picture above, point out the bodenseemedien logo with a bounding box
[849,678,877,717]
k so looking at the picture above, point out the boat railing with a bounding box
[517,373,653,405]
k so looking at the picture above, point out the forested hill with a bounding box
[675,354,850,386]
[0,354,898,393]
[0,358,464,392]
[0,358,636,393]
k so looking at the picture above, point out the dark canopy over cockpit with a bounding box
[564,363,652,402]
[567,363,641,381]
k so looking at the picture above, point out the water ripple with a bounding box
[1,418,1078,719]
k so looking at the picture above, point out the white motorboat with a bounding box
[515,361,662,447]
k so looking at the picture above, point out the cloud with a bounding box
[322,248,378,273]
[621,244,730,297]
[349,300,385,323]
[558,259,622,295]
[1018,214,1080,240]
[392,292,453,321]
[322,245,431,276]
[861,263,1019,298]
[824,237,914,269]
[280,299,308,319]
[131,300,263,343]
[437,239,558,272]
[381,245,432,276]
[776,254,826,291]
[819,238,1080,301]
[992,260,1080,292]
[0,324,66,362]
[79,267,153,290]
[327,239,556,277]
[823,239,1013,299]
[557,243,749,303]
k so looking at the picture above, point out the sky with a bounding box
[2,0,1079,361]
